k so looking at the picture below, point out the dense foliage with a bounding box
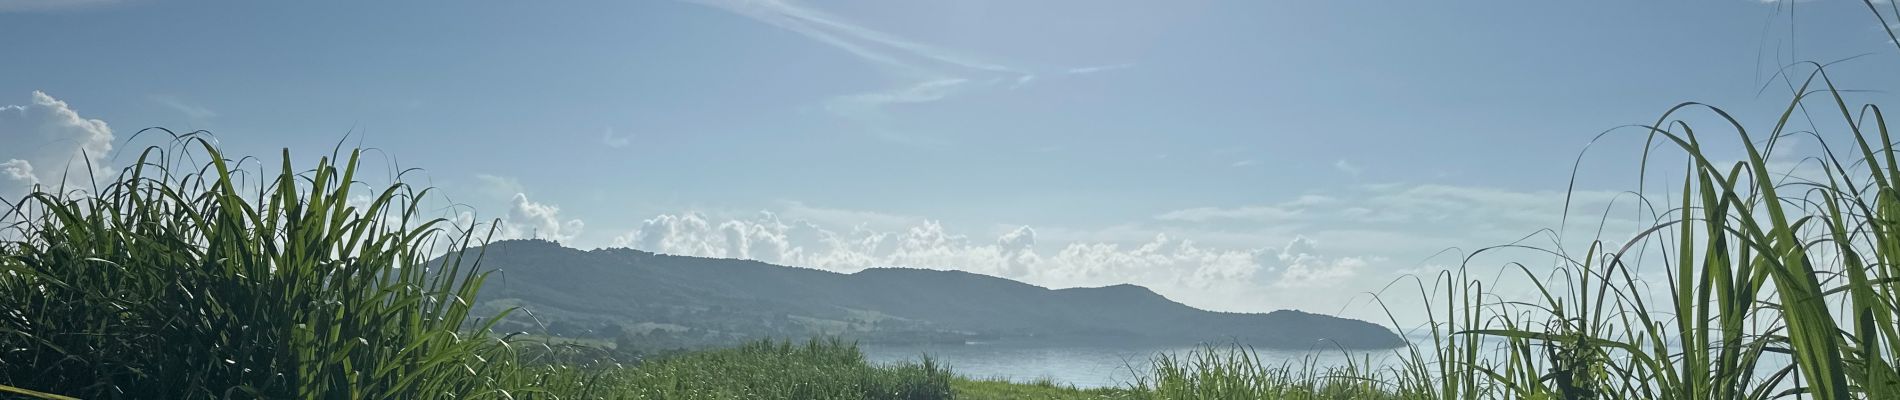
[0,139,523,398]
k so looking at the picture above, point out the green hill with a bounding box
[464,239,1404,352]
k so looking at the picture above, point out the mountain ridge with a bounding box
[464,239,1405,350]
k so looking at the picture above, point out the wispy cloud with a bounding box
[601,127,632,148]
[687,0,1129,141]
[1065,63,1136,75]
[687,0,1020,141]
[1155,205,1303,223]
[150,95,217,120]
[1231,160,1258,167]
[691,0,1014,77]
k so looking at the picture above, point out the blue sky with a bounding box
[5,0,1900,321]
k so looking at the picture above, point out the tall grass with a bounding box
[1390,64,1900,399]
[602,339,953,399]
[0,134,957,399]
[0,135,536,398]
[1027,9,1900,400]
[1130,345,1397,400]
[1110,8,1900,399]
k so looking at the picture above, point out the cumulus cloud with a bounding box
[1,91,114,198]
[687,0,1022,140]
[1264,236,1372,288]
[996,225,1036,250]
[500,193,585,242]
[606,210,1332,310]
[600,180,1659,314]
[1,159,38,186]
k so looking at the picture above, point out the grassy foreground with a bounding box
[3,83,1900,399]
[0,137,963,399]
[9,12,1900,398]
[0,134,1425,399]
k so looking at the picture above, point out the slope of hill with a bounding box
[464,239,1404,351]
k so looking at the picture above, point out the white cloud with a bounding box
[688,0,1123,141]
[1265,236,1372,288]
[688,0,1014,78]
[824,78,976,142]
[601,127,632,148]
[607,209,1311,311]
[1,159,38,186]
[689,0,1021,134]
[1230,160,1258,167]
[469,175,589,244]
[1,91,114,199]
[996,225,1036,250]
[599,180,1649,316]
[150,95,217,120]
[1065,63,1135,75]
[1010,75,1037,89]
[500,193,585,243]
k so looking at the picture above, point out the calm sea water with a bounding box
[864,340,1800,390]
[859,341,1408,389]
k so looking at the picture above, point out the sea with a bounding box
[859,340,1409,389]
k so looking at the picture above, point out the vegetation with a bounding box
[572,339,955,400]
[8,6,1900,399]
[0,137,954,399]
[0,137,531,398]
[950,377,1138,400]
[466,239,1403,352]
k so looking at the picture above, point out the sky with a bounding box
[5,0,1900,324]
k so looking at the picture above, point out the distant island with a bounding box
[462,239,1405,353]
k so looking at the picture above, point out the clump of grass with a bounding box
[1128,344,1399,400]
[1041,16,1900,400]
[951,377,1141,400]
[601,338,954,400]
[1405,64,1900,399]
[0,135,537,398]
[0,136,957,399]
